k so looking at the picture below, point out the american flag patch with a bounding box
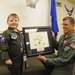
[70,43,75,49]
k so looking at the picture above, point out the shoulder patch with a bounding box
[0,36,6,42]
[70,43,75,49]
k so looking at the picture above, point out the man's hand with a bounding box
[37,55,46,61]
[5,59,12,65]
[51,31,55,40]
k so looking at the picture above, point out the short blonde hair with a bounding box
[7,13,19,22]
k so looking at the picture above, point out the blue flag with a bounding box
[50,0,59,38]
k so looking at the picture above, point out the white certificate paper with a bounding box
[29,31,49,51]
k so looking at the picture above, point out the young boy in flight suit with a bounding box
[0,13,25,75]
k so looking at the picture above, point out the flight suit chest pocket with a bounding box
[63,46,70,58]
[64,46,70,52]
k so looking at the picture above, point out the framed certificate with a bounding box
[22,26,54,57]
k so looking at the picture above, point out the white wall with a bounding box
[56,0,75,40]
[0,0,49,32]
[0,0,75,40]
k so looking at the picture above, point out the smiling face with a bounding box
[62,19,74,36]
[7,13,19,30]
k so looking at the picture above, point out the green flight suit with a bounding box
[0,27,25,75]
[44,31,75,75]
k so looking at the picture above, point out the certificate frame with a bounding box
[22,26,54,57]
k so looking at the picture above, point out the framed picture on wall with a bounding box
[22,26,54,57]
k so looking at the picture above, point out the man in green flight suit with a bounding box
[38,16,75,75]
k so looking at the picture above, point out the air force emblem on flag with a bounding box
[11,33,17,39]
[0,36,6,42]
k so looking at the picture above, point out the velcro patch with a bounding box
[63,40,67,44]
[11,33,17,39]
[64,46,70,51]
